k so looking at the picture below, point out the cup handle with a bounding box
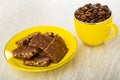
[105,23,118,41]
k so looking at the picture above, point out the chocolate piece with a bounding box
[23,52,51,67]
[29,33,53,50]
[44,35,68,63]
[12,46,41,59]
[16,32,40,46]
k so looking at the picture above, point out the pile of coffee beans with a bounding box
[75,3,111,23]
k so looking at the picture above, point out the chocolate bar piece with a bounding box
[23,52,51,67]
[29,33,53,50]
[44,35,68,63]
[12,46,41,59]
[16,32,40,46]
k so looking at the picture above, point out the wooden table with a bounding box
[0,0,120,80]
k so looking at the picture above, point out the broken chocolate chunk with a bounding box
[23,52,51,67]
[12,46,41,59]
[29,33,53,50]
[16,32,40,46]
[44,35,68,63]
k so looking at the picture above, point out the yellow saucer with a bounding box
[4,26,77,72]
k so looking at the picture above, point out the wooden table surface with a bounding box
[0,0,120,80]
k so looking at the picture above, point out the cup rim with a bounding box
[74,9,112,25]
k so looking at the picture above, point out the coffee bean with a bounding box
[106,14,111,18]
[80,7,87,11]
[107,11,111,15]
[80,12,84,15]
[84,4,89,7]
[103,5,109,11]
[76,15,80,18]
[98,11,106,15]
[93,9,98,14]
[87,8,93,12]
[90,19,96,23]
[84,7,88,10]
[80,15,87,20]
[94,14,98,18]
[98,15,103,18]
[76,10,79,13]
[98,8,102,11]
[95,3,101,7]
[86,18,91,22]
[97,18,106,22]
[84,3,91,7]
[75,3,111,23]
[93,5,98,9]
[85,12,92,17]
[89,16,94,19]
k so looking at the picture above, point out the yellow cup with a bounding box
[74,16,118,46]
